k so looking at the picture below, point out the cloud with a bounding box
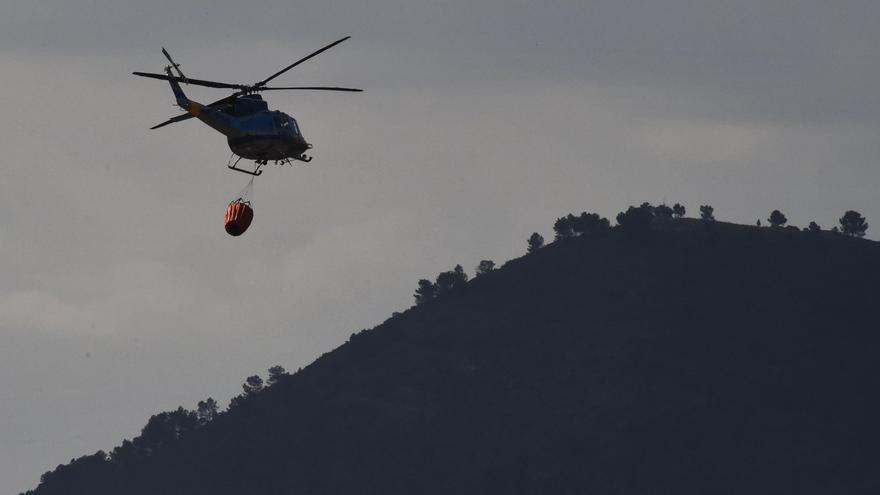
[0,260,194,335]
[0,289,95,334]
[638,121,763,163]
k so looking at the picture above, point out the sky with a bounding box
[2,0,879,491]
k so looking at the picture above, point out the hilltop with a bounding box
[26,218,880,494]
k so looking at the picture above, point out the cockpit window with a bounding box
[272,114,289,129]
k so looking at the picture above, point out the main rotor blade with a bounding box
[256,36,351,87]
[259,86,363,92]
[133,71,246,90]
[150,113,195,130]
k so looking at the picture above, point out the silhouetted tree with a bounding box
[699,205,715,221]
[243,375,264,397]
[228,395,245,410]
[654,204,673,219]
[196,398,219,426]
[134,408,198,456]
[839,210,868,237]
[768,210,787,228]
[553,216,575,241]
[672,203,686,218]
[436,265,469,296]
[555,213,610,241]
[475,260,495,276]
[831,226,841,234]
[808,221,821,232]
[616,204,654,232]
[267,366,288,386]
[571,212,611,236]
[756,219,762,227]
[110,439,137,464]
[528,233,544,252]
[414,279,436,304]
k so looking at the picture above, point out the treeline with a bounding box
[24,366,290,495]
[413,202,869,305]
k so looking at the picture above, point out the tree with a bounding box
[228,395,245,410]
[616,204,654,232]
[134,408,198,456]
[654,204,673,219]
[475,260,495,276]
[527,233,544,252]
[414,279,436,304]
[699,205,715,221]
[555,213,610,241]
[571,212,611,236]
[808,221,821,232]
[553,215,575,241]
[243,375,264,397]
[839,210,868,237]
[768,209,787,228]
[196,398,219,426]
[435,264,469,296]
[672,203,686,218]
[267,365,288,386]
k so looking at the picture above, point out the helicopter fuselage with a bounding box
[224,108,310,162]
[189,94,310,162]
[226,118,309,162]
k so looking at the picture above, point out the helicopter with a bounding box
[134,36,362,176]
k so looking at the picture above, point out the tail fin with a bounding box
[158,48,205,115]
[164,66,191,108]
[162,66,207,118]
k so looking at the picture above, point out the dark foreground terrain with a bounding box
[27,219,880,494]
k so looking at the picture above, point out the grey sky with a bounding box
[2,1,879,491]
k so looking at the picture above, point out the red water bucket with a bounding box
[224,200,254,236]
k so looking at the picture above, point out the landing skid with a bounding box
[227,154,264,176]
[226,153,313,176]
[274,154,314,165]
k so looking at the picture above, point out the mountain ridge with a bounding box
[26,218,880,494]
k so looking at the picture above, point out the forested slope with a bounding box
[27,219,880,494]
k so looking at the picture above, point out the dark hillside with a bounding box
[28,221,880,494]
